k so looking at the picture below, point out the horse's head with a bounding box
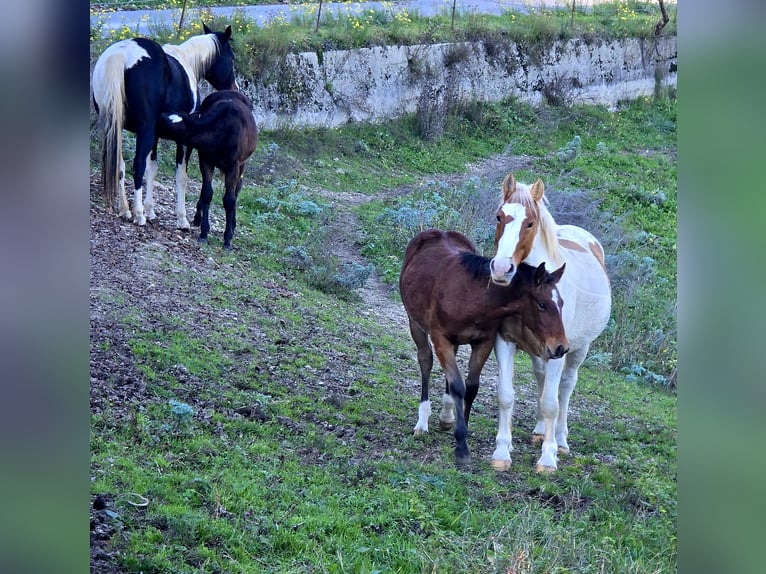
[502,262,569,360]
[203,24,239,91]
[489,173,544,286]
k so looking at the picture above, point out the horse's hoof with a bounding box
[177,222,190,231]
[455,452,471,466]
[119,211,131,221]
[439,420,455,431]
[557,446,570,455]
[223,244,232,251]
[535,463,556,474]
[531,433,544,445]
[198,237,208,244]
[413,427,428,436]
[491,458,511,472]
[135,216,146,226]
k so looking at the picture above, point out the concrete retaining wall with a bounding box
[237,35,677,130]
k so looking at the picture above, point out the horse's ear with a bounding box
[534,262,547,286]
[203,22,212,34]
[547,263,566,285]
[224,25,232,39]
[530,178,545,202]
[502,173,516,202]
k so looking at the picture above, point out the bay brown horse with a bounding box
[400,229,568,466]
[159,90,258,249]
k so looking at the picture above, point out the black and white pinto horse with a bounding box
[91,24,238,228]
[159,90,258,249]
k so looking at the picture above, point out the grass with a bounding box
[90,91,676,572]
[90,3,676,569]
[90,1,678,71]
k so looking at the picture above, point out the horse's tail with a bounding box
[92,50,126,212]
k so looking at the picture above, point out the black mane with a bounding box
[459,251,492,280]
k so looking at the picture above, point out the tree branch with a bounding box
[654,0,670,36]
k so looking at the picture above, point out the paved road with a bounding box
[91,1,607,37]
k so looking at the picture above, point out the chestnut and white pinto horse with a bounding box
[489,173,611,473]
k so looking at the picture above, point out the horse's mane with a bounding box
[509,181,565,267]
[459,251,492,280]
[162,34,219,85]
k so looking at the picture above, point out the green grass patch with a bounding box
[91,22,675,568]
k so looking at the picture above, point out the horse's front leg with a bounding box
[408,318,433,435]
[491,335,518,471]
[174,144,192,230]
[433,336,470,466]
[142,143,159,221]
[535,357,565,473]
[531,355,547,444]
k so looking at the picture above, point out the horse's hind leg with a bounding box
[463,339,494,425]
[117,156,130,220]
[409,318,433,435]
[143,143,159,221]
[131,128,157,226]
[438,344,460,430]
[222,167,240,249]
[174,144,192,230]
[432,335,471,465]
[554,345,589,456]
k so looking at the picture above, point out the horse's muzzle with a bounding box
[489,258,515,285]
[547,345,569,360]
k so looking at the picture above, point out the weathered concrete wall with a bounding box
[238,36,677,130]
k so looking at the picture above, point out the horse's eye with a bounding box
[538,302,547,311]
[496,215,501,222]
[527,221,534,228]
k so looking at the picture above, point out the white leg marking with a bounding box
[438,392,456,430]
[555,346,588,455]
[535,358,565,472]
[491,336,517,471]
[117,157,131,219]
[144,155,159,221]
[531,355,547,437]
[414,400,431,435]
[175,158,190,230]
[132,185,146,226]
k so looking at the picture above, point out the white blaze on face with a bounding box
[497,203,527,257]
[493,202,528,275]
[168,114,183,124]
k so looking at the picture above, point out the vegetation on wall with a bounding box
[91,1,677,78]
